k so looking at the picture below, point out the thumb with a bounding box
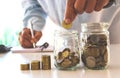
[64,0,77,24]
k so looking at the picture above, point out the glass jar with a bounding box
[80,23,110,70]
[54,30,80,70]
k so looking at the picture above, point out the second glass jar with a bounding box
[80,23,110,70]
[54,30,80,70]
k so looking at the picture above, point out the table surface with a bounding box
[0,44,120,78]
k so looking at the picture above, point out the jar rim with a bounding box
[54,29,78,35]
[81,22,110,32]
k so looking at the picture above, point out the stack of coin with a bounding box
[81,34,109,70]
[31,60,40,70]
[41,55,51,70]
[20,63,30,70]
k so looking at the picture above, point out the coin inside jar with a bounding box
[55,48,80,69]
[60,59,72,68]
[84,46,100,57]
[104,51,108,63]
[87,34,100,44]
[62,48,70,58]
[86,56,96,68]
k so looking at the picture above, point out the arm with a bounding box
[21,0,47,31]
[19,0,47,48]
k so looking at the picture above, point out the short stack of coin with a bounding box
[20,63,30,70]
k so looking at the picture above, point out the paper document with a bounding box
[11,46,53,53]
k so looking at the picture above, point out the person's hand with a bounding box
[64,0,109,24]
[18,28,42,48]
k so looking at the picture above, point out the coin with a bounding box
[71,56,80,66]
[60,59,72,68]
[62,49,70,58]
[99,46,107,55]
[62,21,72,29]
[87,34,99,45]
[86,56,96,68]
[84,46,100,57]
[104,51,108,63]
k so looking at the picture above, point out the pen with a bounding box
[30,21,36,48]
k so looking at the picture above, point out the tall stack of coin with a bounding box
[41,55,51,70]
[31,60,40,70]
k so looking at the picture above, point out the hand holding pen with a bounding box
[18,25,42,48]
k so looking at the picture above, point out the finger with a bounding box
[85,0,97,13]
[22,40,32,47]
[21,41,33,48]
[23,28,31,35]
[20,33,32,46]
[19,35,33,48]
[18,31,22,41]
[34,31,42,42]
[22,29,31,41]
[18,30,28,43]
[74,0,86,14]
[19,28,33,48]
[95,0,109,11]
[20,35,33,48]
[64,0,77,24]
[19,31,22,36]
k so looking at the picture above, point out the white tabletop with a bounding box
[0,44,120,78]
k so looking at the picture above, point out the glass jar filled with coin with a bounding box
[54,30,80,70]
[80,23,110,70]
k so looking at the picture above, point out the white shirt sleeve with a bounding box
[21,0,47,31]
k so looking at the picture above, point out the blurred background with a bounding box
[0,0,23,46]
[0,0,60,47]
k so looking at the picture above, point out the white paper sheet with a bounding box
[11,46,53,53]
